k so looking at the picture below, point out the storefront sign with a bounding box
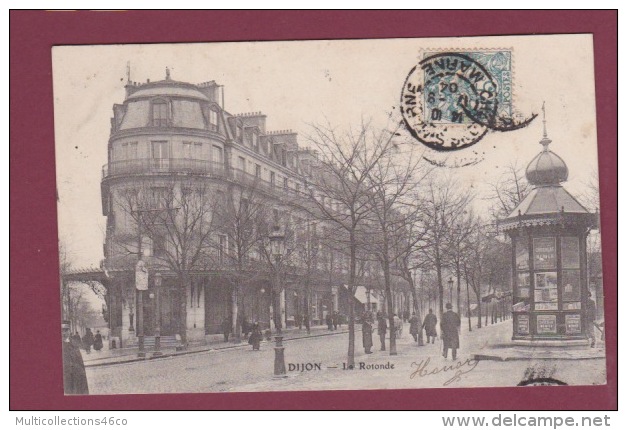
[517,315,530,335]
[536,314,557,333]
[565,314,581,334]
[534,237,556,269]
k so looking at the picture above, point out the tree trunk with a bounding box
[456,261,461,315]
[409,277,424,345]
[347,238,356,368]
[435,247,444,317]
[179,275,189,347]
[465,273,472,332]
[475,289,482,328]
[383,261,397,355]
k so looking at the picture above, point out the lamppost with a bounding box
[448,277,454,306]
[268,225,287,378]
[152,272,163,357]
[135,253,148,358]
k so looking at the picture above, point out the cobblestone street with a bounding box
[86,320,606,394]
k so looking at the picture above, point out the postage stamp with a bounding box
[401,49,527,152]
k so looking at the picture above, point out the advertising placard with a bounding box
[536,314,557,333]
[517,314,530,335]
[565,314,582,334]
[534,237,556,269]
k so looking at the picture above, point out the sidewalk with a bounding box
[82,324,350,367]
[232,318,607,392]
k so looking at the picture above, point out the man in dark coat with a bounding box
[326,313,334,331]
[362,311,374,354]
[440,303,461,360]
[222,316,232,342]
[422,309,438,344]
[377,312,387,351]
[248,323,262,351]
[71,331,82,348]
[409,312,421,342]
[93,330,103,351]
[82,328,94,354]
[62,321,89,395]
[585,292,597,348]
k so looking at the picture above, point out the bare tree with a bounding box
[113,179,218,347]
[418,175,472,317]
[486,161,532,221]
[365,140,427,355]
[444,210,475,330]
[216,181,273,339]
[304,121,396,368]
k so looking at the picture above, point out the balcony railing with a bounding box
[102,158,311,199]
[102,158,226,179]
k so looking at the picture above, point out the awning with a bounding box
[353,286,380,304]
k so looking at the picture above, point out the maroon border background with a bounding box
[10,10,617,410]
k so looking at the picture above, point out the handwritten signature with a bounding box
[409,357,479,386]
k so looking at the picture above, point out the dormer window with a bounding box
[208,109,218,131]
[252,132,258,152]
[237,123,243,142]
[152,100,168,127]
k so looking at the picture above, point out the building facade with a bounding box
[98,71,387,347]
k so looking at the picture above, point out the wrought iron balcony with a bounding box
[102,158,226,179]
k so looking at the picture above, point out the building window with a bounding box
[255,164,262,178]
[218,234,227,263]
[129,142,138,159]
[213,145,223,164]
[120,142,128,160]
[284,177,289,190]
[153,235,166,257]
[182,141,193,159]
[238,156,246,172]
[152,101,168,127]
[151,141,169,159]
[252,133,258,152]
[237,123,243,142]
[209,110,218,131]
[270,171,275,185]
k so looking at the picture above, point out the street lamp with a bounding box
[448,277,454,306]
[152,272,163,357]
[135,253,148,358]
[268,225,287,378]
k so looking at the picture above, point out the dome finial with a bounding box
[540,101,552,151]
[165,67,171,81]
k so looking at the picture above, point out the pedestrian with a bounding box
[303,311,311,335]
[422,308,438,344]
[377,312,387,351]
[222,316,232,342]
[93,330,103,352]
[297,313,302,330]
[62,321,89,395]
[326,313,333,331]
[248,322,262,351]
[362,311,373,354]
[332,311,339,330]
[585,291,597,348]
[441,303,461,360]
[71,331,82,348]
[409,312,421,342]
[82,328,94,354]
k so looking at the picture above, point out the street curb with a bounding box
[84,328,352,368]
[472,352,606,362]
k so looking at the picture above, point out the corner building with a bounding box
[100,71,349,347]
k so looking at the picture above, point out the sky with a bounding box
[52,34,599,269]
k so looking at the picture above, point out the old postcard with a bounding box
[53,34,606,395]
